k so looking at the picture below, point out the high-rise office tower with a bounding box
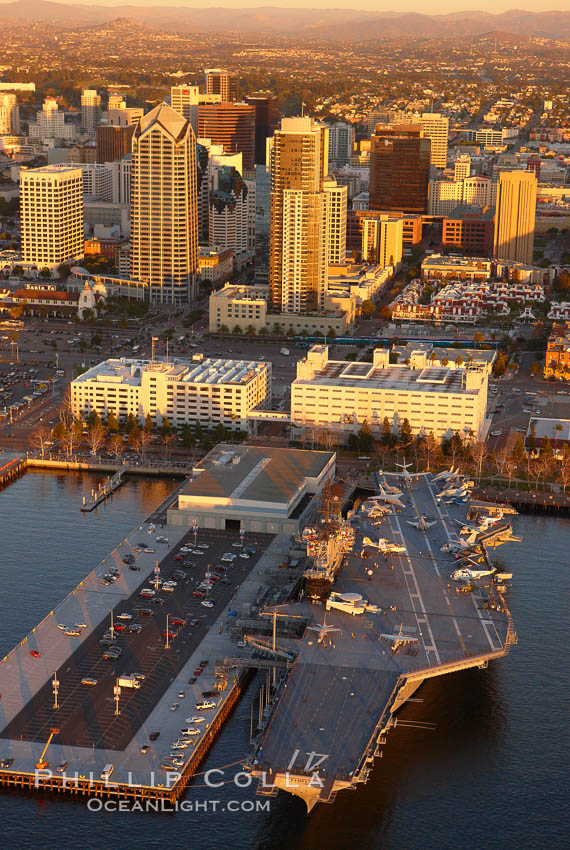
[107,93,125,111]
[0,93,20,135]
[369,125,430,215]
[198,102,255,170]
[130,102,198,304]
[245,91,278,165]
[362,214,403,268]
[28,97,74,141]
[20,165,83,267]
[269,116,328,314]
[418,113,449,168]
[81,89,102,136]
[108,107,143,127]
[454,154,471,181]
[171,85,200,134]
[96,124,135,163]
[327,122,355,169]
[205,69,237,102]
[323,177,347,265]
[493,171,537,265]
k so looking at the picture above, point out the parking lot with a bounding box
[1,526,273,752]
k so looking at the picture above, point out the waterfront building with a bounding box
[130,102,198,305]
[291,345,488,441]
[369,124,430,214]
[269,116,329,314]
[20,165,83,267]
[493,171,537,265]
[70,355,271,430]
[172,443,335,534]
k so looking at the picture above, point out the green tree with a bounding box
[144,412,154,431]
[106,410,119,433]
[358,422,373,453]
[473,331,484,344]
[361,300,376,317]
[181,425,195,450]
[399,417,413,445]
[540,436,553,459]
[381,416,392,447]
[455,355,464,368]
[530,360,541,377]
[327,328,336,340]
[511,434,526,467]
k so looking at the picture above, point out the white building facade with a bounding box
[71,356,271,431]
[291,345,488,441]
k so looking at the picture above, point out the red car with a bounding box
[30,650,40,658]
[193,667,203,676]
[170,617,186,626]
[173,555,184,561]
[162,631,176,639]
[114,623,126,632]
[192,591,205,598]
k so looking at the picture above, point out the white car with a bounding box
[201,600,214,608]
[117,613,133,621]
[65,629,80,637]
[74,622,88,629]
[490,430,502,437]
[535,409,541,415]
[162,585,174,592]
[179,547,192,554]
[57,623,67,631]
[143,548,155,554]
[231,542,242,548]
[197,544,209,549]
[516,426,526,432]
[170,703,179,711]
[185,716,205,724]
[192,550,203,556]
[239,553,250,559]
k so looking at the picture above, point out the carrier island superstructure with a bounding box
[245,469,518,811]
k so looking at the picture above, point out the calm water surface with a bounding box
[0,471,567,849]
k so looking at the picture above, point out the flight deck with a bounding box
[248,471,517,810]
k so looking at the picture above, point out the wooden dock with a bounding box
[0,457,26,491]
[81,469,125,511]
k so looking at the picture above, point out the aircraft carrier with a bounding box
[245,469,518,811]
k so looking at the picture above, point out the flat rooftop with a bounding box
[295,361,481,395]
[180,444,334,507]
[73,357,267,387]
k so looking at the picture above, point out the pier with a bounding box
[81,469,125,511]
[0,457,26,491]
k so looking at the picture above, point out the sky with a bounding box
[2,0,569,13]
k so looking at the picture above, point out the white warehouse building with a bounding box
[70,357,271,431]
[291,345,488,441]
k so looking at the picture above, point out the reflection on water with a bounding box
[0,476,567,849]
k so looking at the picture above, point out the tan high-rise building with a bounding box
[130,102,198,305]
[269,116,329,314]
[324,177,347,265]
[493,171,537,265]
[81,89,101,136]
[205,69,237,102]
[362,214,403,269]
[417,112,449,169]
[0,93,20,135]
[20,165,83,267]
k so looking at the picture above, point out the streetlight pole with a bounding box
[114,682,121,715]
[165,613,170,650]
[110,609,114,643]
[52,671,59,709]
